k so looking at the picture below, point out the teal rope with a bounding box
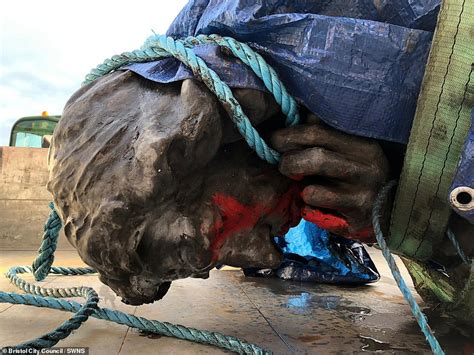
[32,202,62,281]
[84,34,300,164]
[446,228,470,265]
[1,281,98,349]
[372,181,445,355]
[2,267,268,353]
[0,33,290,353]
[0,290,268,353]
[1,188,449,354]
[173,34,298,127]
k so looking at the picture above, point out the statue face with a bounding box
[48,72,300,305]
[136,140,302,278]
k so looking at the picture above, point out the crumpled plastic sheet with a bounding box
[449,109,474,223]
[125,0,439,144]
[243,220,380,285]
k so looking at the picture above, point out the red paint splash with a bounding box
[302,208,347,231]
[301,207,375,243]
[210,194,267,261]
[209,187,375,261]
[209,186,302,261]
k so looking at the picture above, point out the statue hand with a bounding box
[271,120,389,242]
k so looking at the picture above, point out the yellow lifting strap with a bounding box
[388,0,474,260]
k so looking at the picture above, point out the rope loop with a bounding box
[180,34,299,127]
[3,263,99,349]
[84,34,302,165]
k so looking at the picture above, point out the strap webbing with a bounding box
[389,0,474,259]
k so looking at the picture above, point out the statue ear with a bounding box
[165,79,223,177]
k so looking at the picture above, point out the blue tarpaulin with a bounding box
[126,0,440,143]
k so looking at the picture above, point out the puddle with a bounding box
[359,335,411,353]
[344,305,371,321]
[283,292,341,314]
[282,292,372,321]
[360,335,393,352]
[236,274,327,296]
[286,292,313,308]
[349,313,369,322]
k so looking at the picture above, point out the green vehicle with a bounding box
[9,113,60,148]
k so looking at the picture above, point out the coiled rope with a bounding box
[0,34,455,354]
[2,182,451,354]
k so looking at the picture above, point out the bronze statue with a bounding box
[48,71,389,305]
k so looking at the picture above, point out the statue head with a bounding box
[48,71,302,305]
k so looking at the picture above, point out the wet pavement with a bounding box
[0,248,472,354]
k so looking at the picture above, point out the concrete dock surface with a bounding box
[0,248,472,354]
